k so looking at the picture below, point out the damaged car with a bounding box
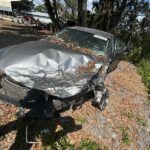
[0,26,125,118]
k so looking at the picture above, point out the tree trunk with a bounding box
[71,8,75,18]
[83,0,87,26]
[53,0,60,30]
[78,0,87,26]
[44,0,60,32]
[78,0,82,26]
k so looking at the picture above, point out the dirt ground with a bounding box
[0,20,150,150]
[0,20,50,49]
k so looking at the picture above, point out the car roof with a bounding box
[69,26,114,39]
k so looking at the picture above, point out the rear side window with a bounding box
[115,38,124,52]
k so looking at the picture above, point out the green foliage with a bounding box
[64,0,78,20]
[147,145,150,150]
[43,137,105,150]
[120,127,131,145]
[12,0,34,11]
[64,12,77,20]
[78,118,87,125]
[128,47,142,64]
[35,4,46,12]
[64,0,78,8]
[76,116,87,125]
[124,112,134,119]
[138,60,150,92]
[127,33,150,93]
[78,139,102,150]
[146,99,150,106]
[43,136,75,150]
[91,0,149,32]
[140,34,150,59]
[43,137,107,150]
[137,118,146,126]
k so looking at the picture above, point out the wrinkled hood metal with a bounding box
[0,40,103,98]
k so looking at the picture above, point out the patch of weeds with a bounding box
[42,132,75,150]
[41,131,54,150]
[127,47,142,64]
[42,143,51,150]
[76,116,87,125]
[124,112,134,119]
[42,136,75,150]
[53,136,75,150]
[43,138,108,150]
[86,111,90,116]
[78,118,87,125]
[78,139,106,150]
[147,145,150,150]
[137,118,146,126]
[120,127,131,145]
[138,60,150,91]
[146,99,150,106]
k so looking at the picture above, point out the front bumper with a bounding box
[0,76,109,111]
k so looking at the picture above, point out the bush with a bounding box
[127,44,150,93]
[128,47,142,64]
[138,60,150,92]
[140,34,150,59]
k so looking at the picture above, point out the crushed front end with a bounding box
[0,39,109,117]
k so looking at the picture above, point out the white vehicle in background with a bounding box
[24,11,52,24]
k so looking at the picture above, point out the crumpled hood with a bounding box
[0,40,103,98]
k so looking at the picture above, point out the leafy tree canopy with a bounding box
[35,4,46,12]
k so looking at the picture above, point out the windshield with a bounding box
[57,28,108,55]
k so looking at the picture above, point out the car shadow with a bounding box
[0,114,82,150]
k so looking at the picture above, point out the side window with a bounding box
[115,38,124,52]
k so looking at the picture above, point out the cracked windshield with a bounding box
[57,28,108,55]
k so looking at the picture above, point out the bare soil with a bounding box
[0,20,50,49]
